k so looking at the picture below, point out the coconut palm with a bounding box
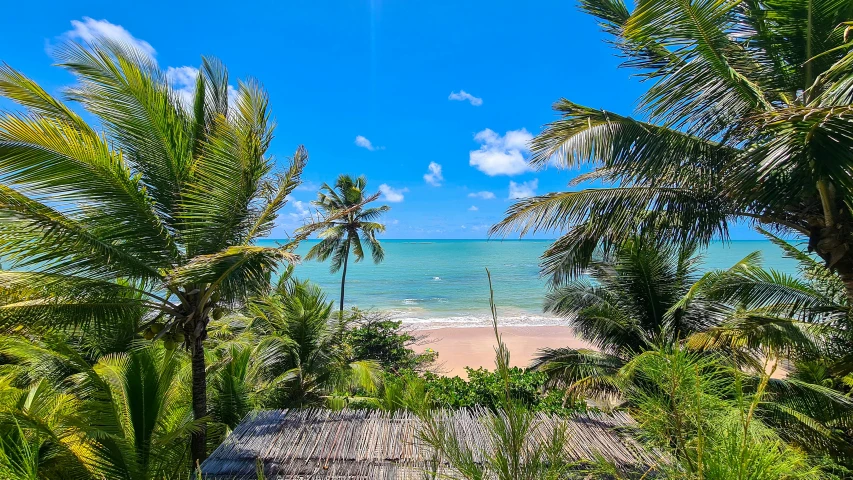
[533,232,853,459]
[0,40,341,463]
[246,278,381,408]
[301,175,389,317]
[492,0,853,303]
[683,232,853,458]
[531,234,708,399]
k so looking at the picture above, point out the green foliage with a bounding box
[621,346,823,479]
[491,0,853,307]
[342,308,436,373]
[417,368,580,413]
[531,233,707,401]
[0,37,341,462]
[0,332,197,480]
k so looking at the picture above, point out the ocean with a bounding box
[258,239,803,329]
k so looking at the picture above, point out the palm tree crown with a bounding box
[492,0,853,302]
[532,235,706,398]
[301,174,389,317]
[547,235,705,355]
[0,39,325,463]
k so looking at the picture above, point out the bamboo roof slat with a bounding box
[201,408,664,479]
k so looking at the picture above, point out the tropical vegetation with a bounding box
[492,0,853,304]
[0,38,342,465]
[4,0,853,477]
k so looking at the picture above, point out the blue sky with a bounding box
[0,1,762,240]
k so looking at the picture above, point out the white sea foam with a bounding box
[386,309,565,330]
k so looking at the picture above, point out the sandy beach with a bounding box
[412,326,594,378]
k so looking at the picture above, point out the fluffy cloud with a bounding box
[423,162,443,186]
[165,66,239,110]
[165,66,200,108]
[65,17,155,58]
[468,205,479,211]
[508,179,538,199]
[448,90,483,106]
[355,135,383,151]
[467,191,496,200]
[287,200,311,221]
[469,128,532,176]
[379,184,407,202]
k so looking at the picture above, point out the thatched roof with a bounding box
[201,408,661,479]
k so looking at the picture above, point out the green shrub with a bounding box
[342,308,436,372]
[420,367,583,413]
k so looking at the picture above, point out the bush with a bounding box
[418,367,583,413]
[343,308,436,372]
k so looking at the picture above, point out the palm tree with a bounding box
[531,234,707,399]
[492,0,853,303]
[0,40,341,463]
[301,175,389,317]
[617,345,822,479]
[246,278,381,408]
[78,348,197,480]
[0,335,198,479]
[533,232,853,459]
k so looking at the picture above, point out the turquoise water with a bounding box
[258,239,802,328]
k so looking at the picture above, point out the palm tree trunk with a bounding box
[834,262,853,305]
[339,242,350,319]
[190,328,207,467]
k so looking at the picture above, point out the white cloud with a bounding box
[378,184,407,202]
[165,66,239,110]
[448,90,483,106]
[468,191,496,200]
[65,17,155,58]
[468,205,479,211]
[469,128,532,176]
[293,200,310,216]
[295,181,320,192]
[165,66,197,86]
[355,135,384,151]
[423,162,443,186]
[508,179,538,199]
[288,200,311,220]
[165,66,199,107]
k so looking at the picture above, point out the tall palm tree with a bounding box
[492,0,853,303]
[0,40,340,463]
[301,175,389,317]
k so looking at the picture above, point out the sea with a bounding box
[258,239,803,330]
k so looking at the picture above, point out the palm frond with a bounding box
[167,246,294,303]
[56,39,192,219]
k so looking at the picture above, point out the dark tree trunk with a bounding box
[810,221,853,304]
[339,243,350,319]
[838,269,853,304]
[190,327,208,468]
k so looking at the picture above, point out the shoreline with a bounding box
[411,325,593,378]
